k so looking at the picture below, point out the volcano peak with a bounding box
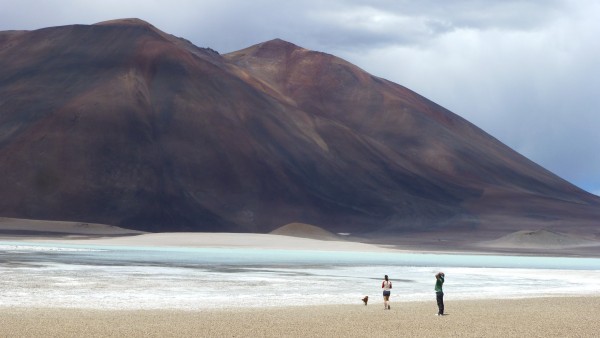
[94,18,155,27]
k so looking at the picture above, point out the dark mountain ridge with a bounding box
[0,19,598,238]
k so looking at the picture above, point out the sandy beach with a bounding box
[1,297,598,337]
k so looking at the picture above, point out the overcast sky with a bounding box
[1,0,599,195]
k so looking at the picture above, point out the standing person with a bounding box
[435,272,445,316]
[382,275,392,310]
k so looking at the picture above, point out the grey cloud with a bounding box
[201,0,567,52]
[0,0,565,52]
[337,0,600,194]
[342,0,566,30]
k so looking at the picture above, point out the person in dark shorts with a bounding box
[435,272,445,316]
[382,275,392,310]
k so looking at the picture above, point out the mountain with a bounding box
[0,19,598,239]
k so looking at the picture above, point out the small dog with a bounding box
[361,296,369,305]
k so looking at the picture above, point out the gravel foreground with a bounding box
[1,296,598,337]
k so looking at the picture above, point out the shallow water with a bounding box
[1,241,599,309]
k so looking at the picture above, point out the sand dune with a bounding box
[269,222,341,240]
[479,229,600,249]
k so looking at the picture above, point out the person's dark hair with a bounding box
[384,275,389,281]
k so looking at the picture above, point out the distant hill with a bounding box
[0,18,598,238]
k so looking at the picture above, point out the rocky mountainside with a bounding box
[0,19,598,237]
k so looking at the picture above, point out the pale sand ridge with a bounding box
[23,232,398,252]
[0,218,397,252]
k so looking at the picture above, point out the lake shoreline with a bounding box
[2,217,600,257]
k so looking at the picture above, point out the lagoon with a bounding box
[2,241,599,309]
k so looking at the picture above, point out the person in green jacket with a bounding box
[435,272,445,316]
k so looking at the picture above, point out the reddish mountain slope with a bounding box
[0,19,598,237]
